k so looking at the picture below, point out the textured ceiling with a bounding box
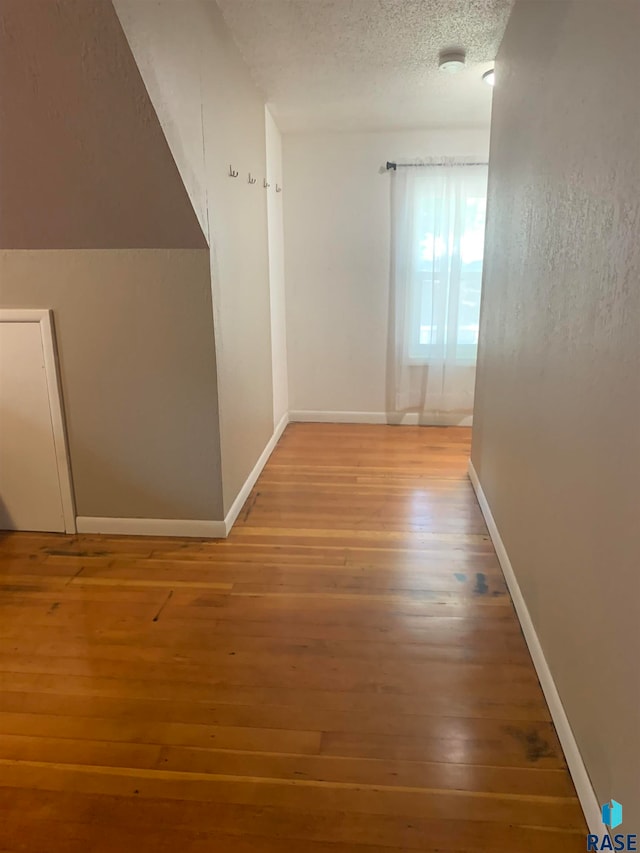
[216,0,514,133]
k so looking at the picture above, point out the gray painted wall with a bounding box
[0,0,223,521]
[473,0,640,824]
[115,0,275,515]
[1,250,223,520]
[0,0,206,250]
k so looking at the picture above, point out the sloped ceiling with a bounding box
[216,0,514,132]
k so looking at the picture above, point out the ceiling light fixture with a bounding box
[439,49,466,74]
[483,69,496,87]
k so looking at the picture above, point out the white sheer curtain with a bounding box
[388,161,488,424]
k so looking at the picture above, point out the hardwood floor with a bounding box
[0,424,586,851]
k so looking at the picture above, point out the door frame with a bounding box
[0,308,76,533]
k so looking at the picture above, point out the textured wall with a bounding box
[115,0,275,515]
[472,0,640,824]
[1,249,223,519]
[0,0,206,249]
[283,128,489,415]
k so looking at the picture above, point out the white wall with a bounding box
[115,0,274,515]
[265,107,289,427]
[283,129,490,417]
[472,0,640,827]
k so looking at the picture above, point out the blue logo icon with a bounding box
[602,800,624,830]
[587,800,636,850]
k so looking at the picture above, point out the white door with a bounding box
[0,311,75,533]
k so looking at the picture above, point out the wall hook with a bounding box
[263,179,270,189]
[228,165,239,177]
[248,173,257,184]
[276,184,282,193]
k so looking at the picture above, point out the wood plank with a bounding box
[0,627,534,665]
[0,672,552,722]
[0,652,546,699]
[0,787,586,852]
[0,732,574,797]
[0,758,584,827]
[0,706,565,768]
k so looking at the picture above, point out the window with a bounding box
[403,167,488,364]
[389,162,488,419]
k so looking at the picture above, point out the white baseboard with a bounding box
[289,410,472,427]
[75,516,226,538]
[222,411,289,535]
[75,414,290,541]
[467,460,601,835]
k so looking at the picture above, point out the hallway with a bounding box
[0,424,586,851]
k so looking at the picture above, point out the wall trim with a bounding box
[289,410,473,427]
[222,411,289,535]
[76,516,226,538]
[0,308,76,533]
[467,459,602,835]
[74,414,290,540]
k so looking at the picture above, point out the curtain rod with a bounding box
[386,161,487,170]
